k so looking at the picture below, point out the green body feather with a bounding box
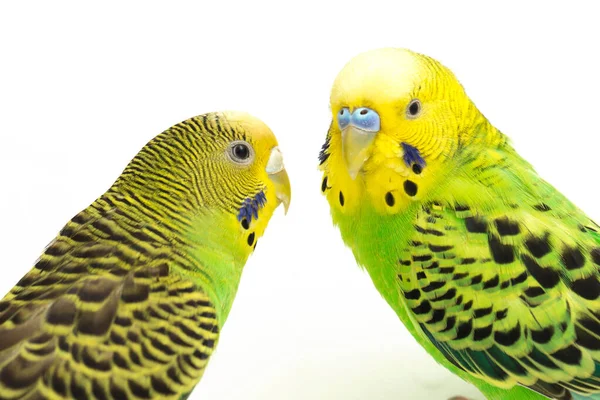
[324,120,600,399]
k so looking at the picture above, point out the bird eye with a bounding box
[228,141,254,164]
[407,99,421,118]
[337,108,351,130]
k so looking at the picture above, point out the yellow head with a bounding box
[322,48,487,214]
[205,111,292,217]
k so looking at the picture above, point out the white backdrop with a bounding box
[1,1,599,399]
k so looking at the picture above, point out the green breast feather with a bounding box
[326,139,600,399]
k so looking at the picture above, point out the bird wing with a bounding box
[0,200,219,400]
[398,175,600,399]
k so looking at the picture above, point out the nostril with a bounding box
[351,108,380,132]
[337,107,351,130]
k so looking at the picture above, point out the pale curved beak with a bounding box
[266,147,291,214]
[342,126,377,180]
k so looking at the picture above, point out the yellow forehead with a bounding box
[221,111,278,149]
[331,48,434,111]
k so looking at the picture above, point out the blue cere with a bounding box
[237,190,267,223]
[350,107,380,132]
[401,142,426,169]
[337,108,351,130]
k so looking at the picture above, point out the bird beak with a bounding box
[266,147,291,214]
[342,126,377,179]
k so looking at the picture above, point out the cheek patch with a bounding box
[401,142,426,172]
[237,190,267,223]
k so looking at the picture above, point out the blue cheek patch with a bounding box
[237,190,267,223]
[401,142,426,169]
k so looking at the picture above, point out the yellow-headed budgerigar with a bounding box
[319,48,600,400]
[0,111,291,399]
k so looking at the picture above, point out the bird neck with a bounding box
[455,104,506,147]
[99,190,250,327]
[181,210,250,327]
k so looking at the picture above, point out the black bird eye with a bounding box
[233,144,250,160]
[407,99,421,118]
[228,141,254,164]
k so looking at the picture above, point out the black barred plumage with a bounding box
[1,111,289,399]
[395,192,600,399]
[112,114,264,224]
[1,205,218,400]
[318,129,331,165]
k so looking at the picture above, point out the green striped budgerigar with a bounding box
[0,111,291,399]
[319,48,600,399]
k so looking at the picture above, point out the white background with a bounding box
[1,1,599,399]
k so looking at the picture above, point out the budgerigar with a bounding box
[319,48,600,400]
[0,111,291,400]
